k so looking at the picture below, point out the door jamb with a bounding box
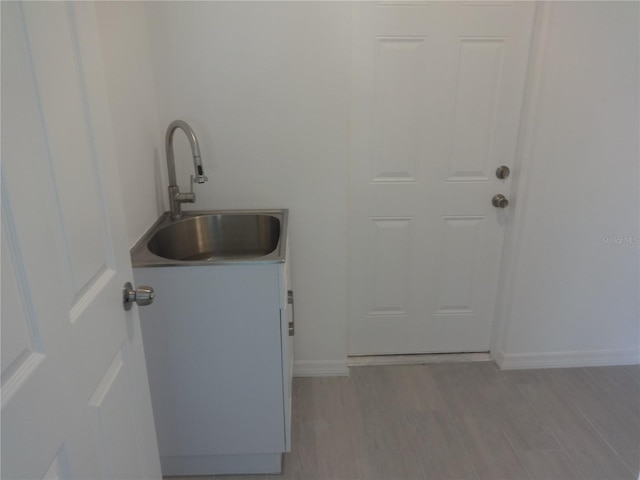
[489,2,552,366]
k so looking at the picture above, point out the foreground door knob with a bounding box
[123,282,155,311]
[492,194,509,208]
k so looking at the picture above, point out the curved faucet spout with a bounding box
[165,120,208,219]
[165,120,206,185]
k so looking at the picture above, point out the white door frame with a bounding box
[489,2,550,366]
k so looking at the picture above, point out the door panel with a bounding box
[447,38,507,181]
[87,349,143,479]
[349,2,535,355]
[367,217,413,315]
[436,216,486,314]
[1,2,161,478]
[1,226,39,374]
[372,37,428,182]
[21,1,112,289]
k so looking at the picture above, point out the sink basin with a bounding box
[149,214,279,261]
[130,210,288,267]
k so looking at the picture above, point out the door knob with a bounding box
[123,282,155,311]
[492,194,509,208]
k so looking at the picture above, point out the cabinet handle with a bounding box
[287,290,294,336]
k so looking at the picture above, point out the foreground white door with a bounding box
[1,2,161,478]
[349,2,535,355]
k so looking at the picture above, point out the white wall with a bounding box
[96,1,639,372]
[95,2,165,247]
[144,2,352,372]
[494,2,640,368]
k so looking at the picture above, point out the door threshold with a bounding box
[348,352,491,367]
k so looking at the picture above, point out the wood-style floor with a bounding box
[167,362,640,480]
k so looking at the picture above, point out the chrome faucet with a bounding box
[165,120,208,220]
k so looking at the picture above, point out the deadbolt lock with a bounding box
[496,165,510,180]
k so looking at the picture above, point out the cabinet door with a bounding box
[135,265,286,458]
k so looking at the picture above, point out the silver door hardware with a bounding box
[496,165,510,179]
[287,290,295,336]
[492,194,509,208]
[123,282,155,311]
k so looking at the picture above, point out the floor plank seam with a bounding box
[575,403,637,478]
[443,409,481,480]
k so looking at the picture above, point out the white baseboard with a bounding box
[293,360,349,377]
[161,453,282,476]
[349,352,491,367]
[494,348,640,370]
[293,350,640,375]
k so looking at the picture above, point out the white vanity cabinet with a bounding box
[133,258,292,476]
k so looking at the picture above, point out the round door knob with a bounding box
[492,194,509,208]
[123,282,155,311]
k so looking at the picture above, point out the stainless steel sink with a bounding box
[131,210,288,267]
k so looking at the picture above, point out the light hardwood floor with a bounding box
[167,362,640,480]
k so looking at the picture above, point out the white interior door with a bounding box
[348,1,535,355]
[1,2,161,478]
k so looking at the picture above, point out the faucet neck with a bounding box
[165,120,204,186]
[165,120,205,218]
